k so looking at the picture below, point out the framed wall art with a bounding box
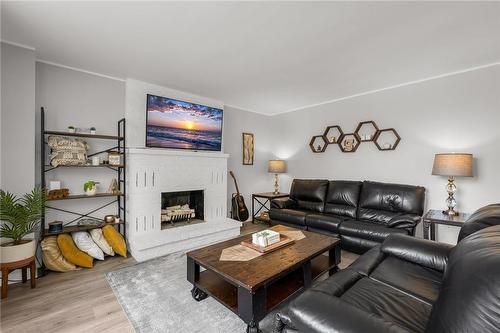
[242,132,254,165]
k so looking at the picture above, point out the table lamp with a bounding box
[432,153,473,216]
[268,160,286,195]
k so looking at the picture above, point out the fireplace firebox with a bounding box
[161,190,204,225]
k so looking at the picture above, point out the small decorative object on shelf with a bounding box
[355,121,379,142]
[83,181,98,196]
[49,180,61,191]
[91,156,100,166]
[108,151,122,166]
[339,133,360,153]
[309,135,327,153]
[47,188,69,200]
[323,125,344,145]
[77,218,103,226]
[374,128,401,151]
[104,215,116,223]
[67,126,76,133]
[107,178,120,194]
[90,127,96,135]
[48,221,63,233]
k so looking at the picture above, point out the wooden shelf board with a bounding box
[197,270,238,313]
[44,130,123,140]
[44,222,124,236]
[45,164,124,169]
[46,193,123,201]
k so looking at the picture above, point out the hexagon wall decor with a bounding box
[374,128,401,151]
[309,135,327,153]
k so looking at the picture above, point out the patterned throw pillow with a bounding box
[48,135,89,167]
[89,228,115,256]
[41,236,77,272]
[72,231,105,260]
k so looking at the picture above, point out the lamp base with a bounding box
[273,174,279,195]
[442,209,459,216]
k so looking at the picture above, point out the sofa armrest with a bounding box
[271,197,297,209]
[387,214,421,229]
[381,234,453,272]
[276,290,411,333]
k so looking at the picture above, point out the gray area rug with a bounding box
[106,252,282,333]
[106,251,357,333]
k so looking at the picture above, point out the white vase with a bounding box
[85,187,97,196]
[0,239,36,264]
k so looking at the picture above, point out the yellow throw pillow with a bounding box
[57,234,93,268]
[41,236,77,272]
[102,225,127,257]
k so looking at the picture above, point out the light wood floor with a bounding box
[0,222,357,332]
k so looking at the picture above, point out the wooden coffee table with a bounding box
[186,225,341,332]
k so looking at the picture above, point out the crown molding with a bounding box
[36,59,126,82]
[272,61,500,116]
[1,39,36,51]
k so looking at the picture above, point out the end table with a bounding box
[422,209,471,241]
[251,192,289,223]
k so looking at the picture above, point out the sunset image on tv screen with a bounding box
[146,94,223,151]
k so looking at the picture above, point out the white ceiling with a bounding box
[2,1,499,115]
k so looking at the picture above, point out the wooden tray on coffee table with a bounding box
[241,234,294,253]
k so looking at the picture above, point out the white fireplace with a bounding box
[126,148,241,261]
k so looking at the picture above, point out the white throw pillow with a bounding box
[89,228,115,256]
[72,231,104,260]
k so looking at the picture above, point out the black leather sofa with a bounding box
[270,179,425,254]
[275,203,500,333]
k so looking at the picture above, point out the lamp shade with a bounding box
[432,153,473,177]
[268,160,286,173]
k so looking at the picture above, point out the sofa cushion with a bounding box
[339,220,409,242]
[269,208,308,226]
[324,180,362,218]
[341,277,432,333]
[289,179,329,212]
[457,203,500,241]
[358,181,425,224]
[340,235,380,254]
[305,213,342,233]
[371,256,443,305]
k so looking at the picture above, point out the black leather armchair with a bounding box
[275,204,500,333]
[270,179,425,253]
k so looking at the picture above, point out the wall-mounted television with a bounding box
[145,94,223,151]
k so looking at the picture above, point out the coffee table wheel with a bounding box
[191,286,208,302]
[246,321,261,333]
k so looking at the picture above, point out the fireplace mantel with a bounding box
[126,147,240,261]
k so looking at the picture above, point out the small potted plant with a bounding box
[84,181,98,196]
[67,126,76,133]
[0,188,45,264]
[90,127,96,135]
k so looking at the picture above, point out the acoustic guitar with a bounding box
[229,171,249,221]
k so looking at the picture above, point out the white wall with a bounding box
[272,65,500,243]
[1,43,36,195]
[35,62,125,225]
[224,106,275,217]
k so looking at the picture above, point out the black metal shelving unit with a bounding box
[39,107,126,273]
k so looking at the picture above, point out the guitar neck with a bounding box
[229,171,241,195]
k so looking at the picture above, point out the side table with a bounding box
[1,256,36,299]
[251,192,289,223]
[422,209,471,241]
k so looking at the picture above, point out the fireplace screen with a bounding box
[161,190,204,225]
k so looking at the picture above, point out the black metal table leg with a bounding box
[187,257,207,301]
[238,286,266,333]
[329,245,341,275]
[430,222,436,241]
[423,219,430,240]
[302,261,312,288]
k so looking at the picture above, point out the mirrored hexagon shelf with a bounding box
[309,135,328,153]
[309,120,400,153]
